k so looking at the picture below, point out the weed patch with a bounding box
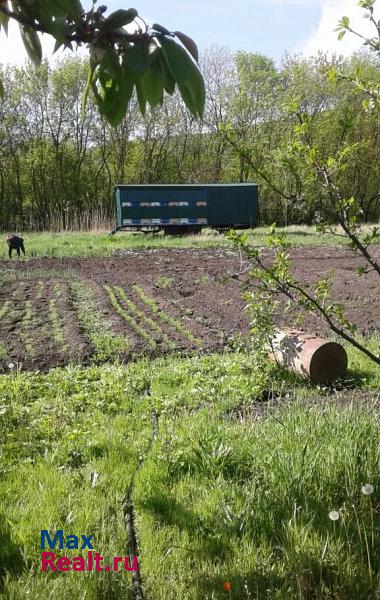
[0,356,379,599]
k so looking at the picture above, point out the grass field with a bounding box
[0,225,360,259]
[0,354,379,599]
[0,228,379,599]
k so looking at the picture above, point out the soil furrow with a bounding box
[0,245,377,371]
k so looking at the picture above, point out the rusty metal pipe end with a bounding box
[271,329,348,385]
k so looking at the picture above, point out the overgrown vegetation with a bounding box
[0,355,379,599]
[1,47,380,230]
[225,3,380,367]
[0,3,379,598]
[0,227,361,260]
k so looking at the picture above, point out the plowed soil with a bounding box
[0,245,378,372]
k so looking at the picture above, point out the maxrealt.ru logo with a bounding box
[40,530,138,573]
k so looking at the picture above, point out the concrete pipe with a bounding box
[270,329,348,384]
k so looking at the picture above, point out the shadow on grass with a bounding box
[92,575,133,600]
[312,369,380,395]
[269,361,379,392]
[140,452,380,598]
[0,514,26,591]
[141,494,232,561]
[343,368,379,389]
[274,230,316,237]
[142,486,379,591]
[194,555,379,600]
[191,571,285,600]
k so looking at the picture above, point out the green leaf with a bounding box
[38,14,76,44]
[338,30,346,40]
[158,52,175,94]
[341,15,350,28]
[152,23,171,35]
[89,44,106,63]
[160,36,205,117]
[93,74,133,126]
[98,8,138,33]
[19,0,83,34]
[82,61,95,114]
[101,47,122,77]
[53,38,63,53]
[178,71,205,118]
[159,37,188,85]
[91,49,134,126]
[138,59,164,109]
[0,4,10,35]
[122,41,158,73]
[122,67,136,94]
[44,0,83,20]
[174,31,199,62]
[176,82,197,115]
[19,25,42,64]
[135,80,147,115]
[0,77,4,101]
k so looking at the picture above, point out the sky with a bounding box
[0,0,377,66]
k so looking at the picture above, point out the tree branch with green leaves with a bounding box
[287,109,380,276]
[221,0,380,370]
[228,228,380,366]
[0,1,205,125]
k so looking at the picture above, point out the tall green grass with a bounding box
[0,353,379,599]
[0,226,355,259]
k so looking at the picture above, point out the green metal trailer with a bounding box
[113,183,258,234]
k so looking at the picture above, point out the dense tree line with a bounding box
[1,48,380,230]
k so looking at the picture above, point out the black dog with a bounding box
[6,235,25,258]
